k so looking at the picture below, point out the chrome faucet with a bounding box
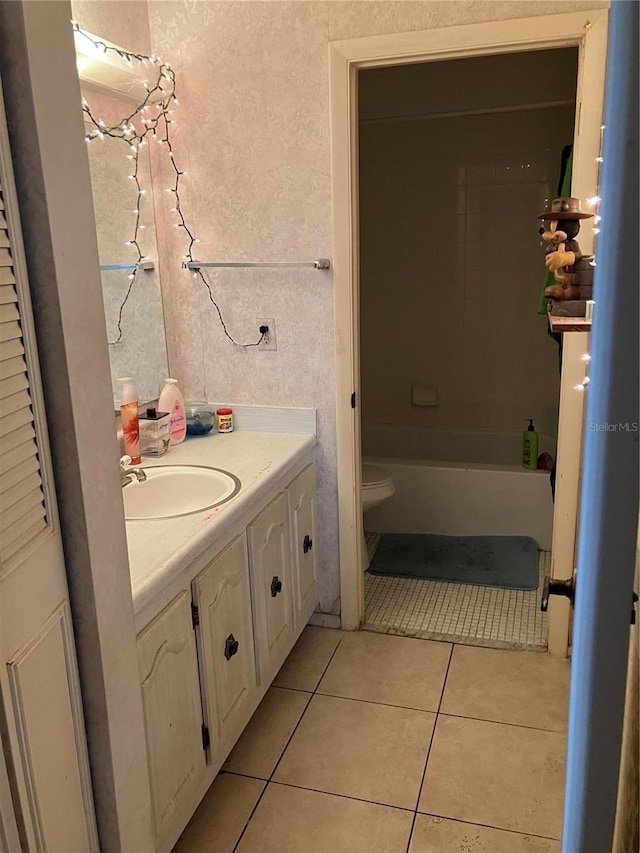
[119,455,147,488]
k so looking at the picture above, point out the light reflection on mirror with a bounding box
[82,90,168,407]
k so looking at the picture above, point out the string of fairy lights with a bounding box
[574,121,605,393]
[76,22,264,348]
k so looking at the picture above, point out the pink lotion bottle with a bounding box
[158,378,187,445]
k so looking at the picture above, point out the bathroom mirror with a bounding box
[84,119,168,406]
[78,35,169,407]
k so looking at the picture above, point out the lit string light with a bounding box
[574,124,605,392]
[75,22,265,348]
[586,122,606,271]
[76,24,177,344]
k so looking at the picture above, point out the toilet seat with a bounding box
[362,463,393,490]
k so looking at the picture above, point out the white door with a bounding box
[287,465,318,630]
[0,76,98,850]
[247,494,293,684]
[193,534,258,759]
[562,2,639,849]
[137,591,206,846]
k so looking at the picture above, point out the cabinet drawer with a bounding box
[193,535,258,758]
[247,493,293,684]
[287,465,318,631]
[137,591,206,843]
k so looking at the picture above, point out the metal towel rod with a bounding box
[100,263,138,271]
[183,258,331,271]
[99,260,155,271]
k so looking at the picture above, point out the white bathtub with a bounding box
[362,424,555,550]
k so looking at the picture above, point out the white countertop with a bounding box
[125,430,316,625]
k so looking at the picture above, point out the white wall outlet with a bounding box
[256,318,277,350]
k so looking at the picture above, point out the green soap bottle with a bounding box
[522,419,538,471]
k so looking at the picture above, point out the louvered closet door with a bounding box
[0,77,98,851]
[0,203,47,562]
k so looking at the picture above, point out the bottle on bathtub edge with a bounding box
[522,418,539,471]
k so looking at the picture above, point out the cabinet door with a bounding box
[247,493,293,684]
[193,535,258,759]
[137,592,206,844]
[287,465,318,631]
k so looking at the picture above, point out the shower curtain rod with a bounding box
[360,98,575,125]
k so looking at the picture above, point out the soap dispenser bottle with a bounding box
[522,419,539,471]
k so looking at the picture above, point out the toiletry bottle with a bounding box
[118,377,141,464]
[522,419,539,471]
[139,407,171,456]
[216,407,234,434]
[158,378,186,445]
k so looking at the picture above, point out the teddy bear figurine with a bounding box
[538,197,593,300]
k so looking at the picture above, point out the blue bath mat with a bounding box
[368,533,538,590]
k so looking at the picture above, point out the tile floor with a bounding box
[364,533,549,650]
[174,627,570,852]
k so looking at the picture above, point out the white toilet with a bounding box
[361,463,395,570]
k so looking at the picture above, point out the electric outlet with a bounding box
[256,318,277,351]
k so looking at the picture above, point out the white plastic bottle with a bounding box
[118,377,141,464]
[158,378,186,445]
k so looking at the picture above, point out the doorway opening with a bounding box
[358,48,578,649]
[330,12,608,649]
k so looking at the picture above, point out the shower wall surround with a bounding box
[74,0,608,615]
[359,51,578,437]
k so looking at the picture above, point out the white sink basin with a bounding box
[123,465,241,520]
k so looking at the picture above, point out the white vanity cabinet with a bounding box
[136,591,207,846]
[192,534,258,761]
[287,465,318,631]
[135,458,319,852]
[247,492,294,684]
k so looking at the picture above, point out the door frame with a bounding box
[330,9,609,638]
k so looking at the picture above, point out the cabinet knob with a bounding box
[303,534,313,554]
[270,576,283,597]
[224,634,239,660]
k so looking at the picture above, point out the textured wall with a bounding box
[147,1,339,610]
[146,0,606,613]
[71,0,151,54]
[359,50,577,440]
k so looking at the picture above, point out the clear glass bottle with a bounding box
[139,407,171,457]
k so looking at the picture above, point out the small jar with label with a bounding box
[216,407,234,433]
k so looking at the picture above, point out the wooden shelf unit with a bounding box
[548,314,592,333]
